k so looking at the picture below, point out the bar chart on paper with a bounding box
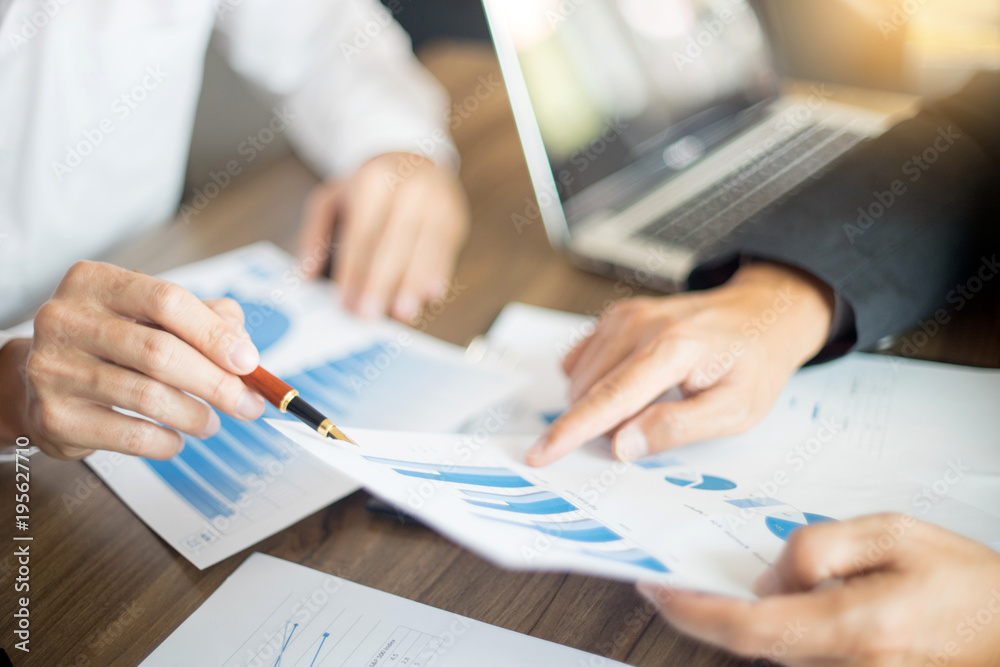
[85,244,525,568]
[141,554,628,667]
[145,341,461,527]
[362,456,671,575]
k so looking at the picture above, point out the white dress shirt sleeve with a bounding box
[212,0,459,179]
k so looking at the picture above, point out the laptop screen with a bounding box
[489,0,779,214]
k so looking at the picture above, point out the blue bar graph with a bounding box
[726,497,784,509]
[145,458,233,519]
[488,517,622,543]
[141,342,409,521]
[583,548,670,573]
[364,458,534,489]
[176,440,245,503]
[462,490,577,515]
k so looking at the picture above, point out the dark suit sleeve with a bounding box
[689,71,1000,356]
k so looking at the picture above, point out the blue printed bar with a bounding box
[201,430,265,477]
[177,439,246,503]
[145,458,233,519]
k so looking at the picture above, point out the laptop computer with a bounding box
[483,0,890,290]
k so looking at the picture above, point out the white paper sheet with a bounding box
[141,552,625,667]
[85,244,525,569]
[275,303,1000,597]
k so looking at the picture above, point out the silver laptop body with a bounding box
[483,0,890,290]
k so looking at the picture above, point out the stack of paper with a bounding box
[86,244,525,568]
[274,303,1000,597]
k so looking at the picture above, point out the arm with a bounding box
[529,73,1000,465]
[214,0,469,321]
[692,71,1000,352]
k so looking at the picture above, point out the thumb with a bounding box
[754,512,918,596]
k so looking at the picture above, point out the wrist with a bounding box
[727,261,836,366]
[0,338,31,441]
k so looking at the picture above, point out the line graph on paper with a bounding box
[363,457,670,574]
[223,593,444,667]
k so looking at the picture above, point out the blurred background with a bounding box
[184,0,1000,195]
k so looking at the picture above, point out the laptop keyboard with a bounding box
[632,124,865,251]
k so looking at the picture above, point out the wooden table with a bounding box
[2,43,998,667]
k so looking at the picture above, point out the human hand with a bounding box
[298,152,469,323]
[526,262,835,466]
[638,514,1000,666]
[0,262,265,460]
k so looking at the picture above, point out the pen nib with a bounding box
[327,425,358,446]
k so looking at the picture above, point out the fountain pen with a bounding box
[241,366,358,445]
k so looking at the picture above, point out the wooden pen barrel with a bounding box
[242,366,298,412]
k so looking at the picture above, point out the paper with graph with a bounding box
[86,243,525,569]
[276,304,1000,597]
[141,553,622,666]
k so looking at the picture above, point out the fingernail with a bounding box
[525,436,548,463]
[753,566,781,597]
[359,295,383,320]
[229,339,259,373]
[199,410,221,439]
[393,293,420,322]
[236,390,266,421]
[614,425,648,462]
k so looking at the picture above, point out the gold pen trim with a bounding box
[317,419,358,446]
[278,389,299,413]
